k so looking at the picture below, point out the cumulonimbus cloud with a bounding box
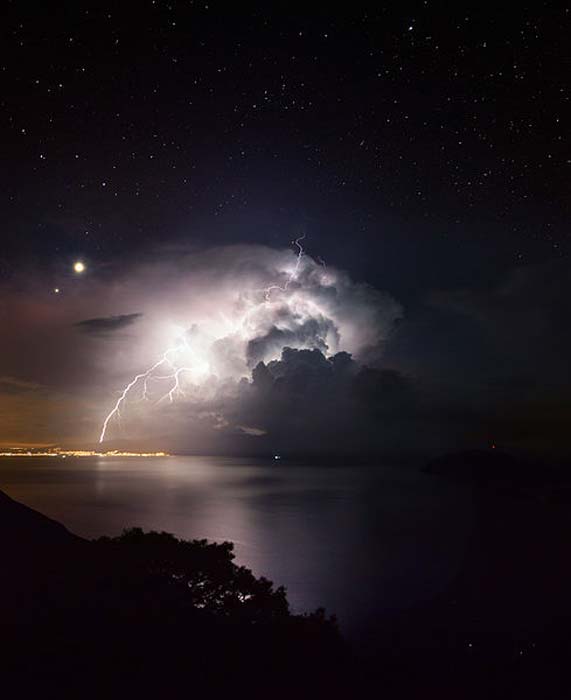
[91,243,405,448]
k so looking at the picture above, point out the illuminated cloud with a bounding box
[92,243,404,444]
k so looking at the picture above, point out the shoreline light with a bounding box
[0,448,169,458]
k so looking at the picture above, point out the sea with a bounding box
[0,455,475,637]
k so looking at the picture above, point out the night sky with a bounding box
[1,2,569,454]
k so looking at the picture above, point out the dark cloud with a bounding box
[74,313,143,336]
[246,317,338,367]
[219,347,421,457]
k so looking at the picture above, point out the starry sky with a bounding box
[1,2,569,454]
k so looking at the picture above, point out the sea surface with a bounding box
[0,456,475,635]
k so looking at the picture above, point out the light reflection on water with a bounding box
[0,456,473,632]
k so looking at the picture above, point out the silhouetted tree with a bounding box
[95,528,290,620]
[0,497,346,699]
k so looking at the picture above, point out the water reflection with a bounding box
[0,456,474,630]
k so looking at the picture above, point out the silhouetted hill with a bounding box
[0,488,81,550]
[0,489,347,699]
[0,488,86,609]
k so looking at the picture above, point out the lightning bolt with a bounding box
[99,351,174,443]
[99,235,308,443]
[263,233,305,301]
[158,365,193,404]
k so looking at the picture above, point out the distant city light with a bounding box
[0,448,169,458]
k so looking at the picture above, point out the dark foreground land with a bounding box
[3,450,571,698]
[0,488,345,699]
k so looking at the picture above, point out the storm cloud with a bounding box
[87,243,406,450]
[2,247,570,457]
